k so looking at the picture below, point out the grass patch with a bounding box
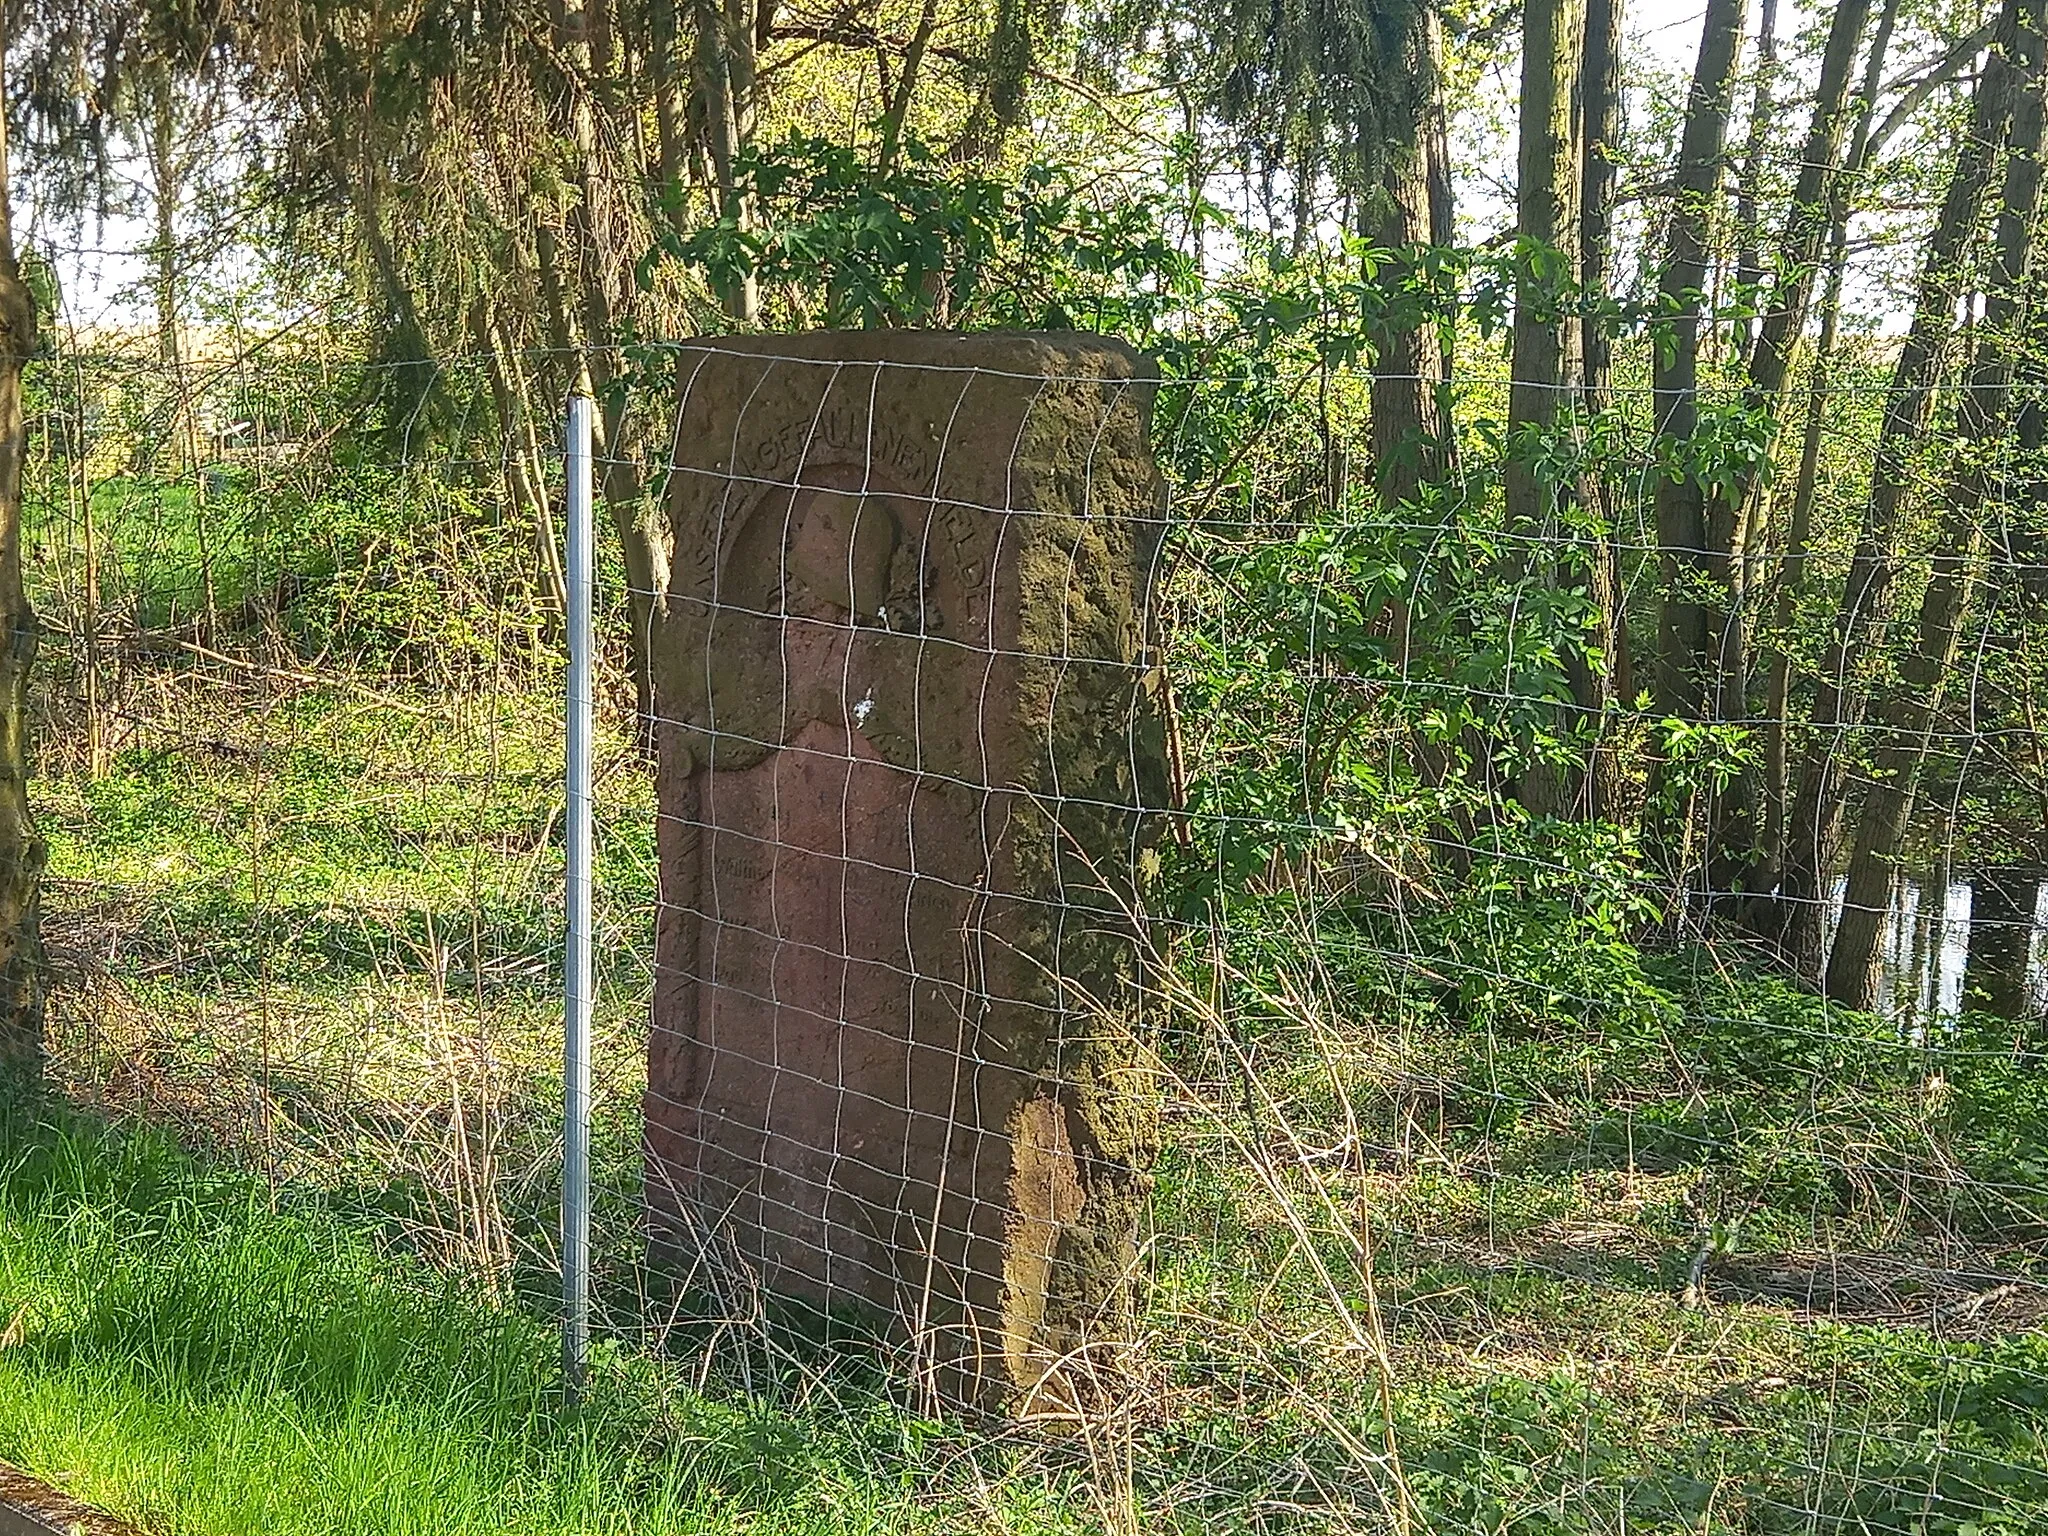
[0,1097,1089,1536]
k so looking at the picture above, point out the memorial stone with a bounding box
[645,331,1167,1405]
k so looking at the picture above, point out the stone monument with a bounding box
[644,332,1167,1406]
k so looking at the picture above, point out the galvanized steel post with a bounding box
[561,391,595,1394]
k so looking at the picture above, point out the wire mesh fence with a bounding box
[24,322,2048,1531]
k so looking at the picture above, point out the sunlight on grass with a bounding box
[0,1106,1040,1536]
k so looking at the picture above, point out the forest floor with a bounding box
[8,674,2048,1534]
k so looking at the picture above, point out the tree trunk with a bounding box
[1697,0,1872,889]
[1505,0,1587,816]
[1423,6,1456,385]
[878,0,941,174]
[1733,0,1778,364]
[1752,0,1898,894]
[1721,0,1872,573]
[694,0,761,322]
[1762,1,2023,974]
[337,152,439,433]
[1506,0,1584,512]
[0,7,47,1073]
[1646,0,1748,880]
[555,0,673,745]
[1651,0,1750,727]
[1579,0,1622,419]
[1578,0,1629,807]
[1826,0,2046,1008]
[1368,181,1443,512]
[1732,0,1873,468]
[1369,5,1447,516]
[145,80,206,498]
[1827,527,1998,1008]
[2018,302,2048,611]
[650,0,693,239]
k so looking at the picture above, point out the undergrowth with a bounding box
[13,665,2048,1533]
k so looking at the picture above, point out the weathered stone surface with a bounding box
[645,331,1166,1405]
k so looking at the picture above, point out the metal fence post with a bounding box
[562,391,595,1395]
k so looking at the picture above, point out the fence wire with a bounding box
[24,325,2048,1534]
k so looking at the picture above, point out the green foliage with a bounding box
[1420,814,1669,1031]
[658,134,1194,336]
[1092,0,1424,197]
[1166,425,1608,911]
[1649,393,1776,501]
[277,470,553,684]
